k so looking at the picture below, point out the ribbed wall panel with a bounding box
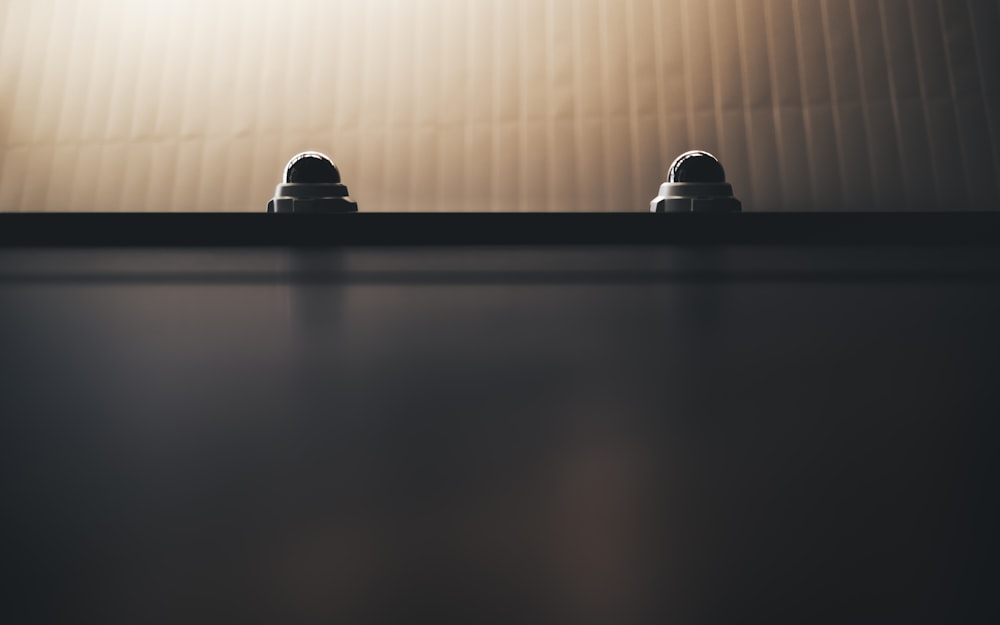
[1,0,997,212]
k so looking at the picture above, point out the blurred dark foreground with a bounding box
[2,245,999,624]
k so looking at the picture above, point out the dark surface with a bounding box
[2,217,1000,624]
[2,213,1000,247]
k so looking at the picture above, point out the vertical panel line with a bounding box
[935,0,974,207]
[966,0,1000,201]
[571,0,585,211]
[0,0,11,187]
[186,3,209,214]
[821,0,849,210]
[763,0,788,209]
[626,0,643,212]
[878,0,909,207]
[735,0,758,210]
[518,0,528,212]
[490,0,500,212]
[906,0,944,207]
[358,1,373,208]
[651,0,669,177]
[35,1,64,210]
[792,0,818,209]
[709,0,725,158]
[468,0,480,211]
[849,0,878,209]
[598,0,613,212]
[681,0,696,148]
[385,0,402,210]
[545,0,558,211]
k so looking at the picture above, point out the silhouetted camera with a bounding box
[651,151,742,213]
[267,152,358,213]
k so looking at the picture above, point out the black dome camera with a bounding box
[267,152,358,213]
[651,151,742,213]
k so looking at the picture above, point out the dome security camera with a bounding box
[651,151,742,213]
[267,152,358,213]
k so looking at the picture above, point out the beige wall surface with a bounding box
[1,0,998,213]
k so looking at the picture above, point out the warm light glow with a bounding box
[1,0,997,212]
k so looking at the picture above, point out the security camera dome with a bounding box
[268,150,358,213]
[651,150,741,213]
[668,150,726,184]
[284,152,342,184]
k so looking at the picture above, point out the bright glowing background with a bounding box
[0,0,998,212]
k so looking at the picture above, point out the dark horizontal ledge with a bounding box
[4,269,1000,286]
[2,212,1000,247]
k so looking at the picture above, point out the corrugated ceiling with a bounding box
[1,0,998,212]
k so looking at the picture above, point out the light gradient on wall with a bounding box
[1,0,998,212]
